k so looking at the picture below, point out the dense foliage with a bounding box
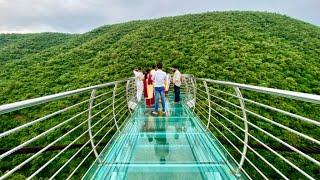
[0,11,319,179]
[1,11,320,104]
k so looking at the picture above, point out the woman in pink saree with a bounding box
[143,69,154,107]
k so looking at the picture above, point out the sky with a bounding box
[0,0,319,34]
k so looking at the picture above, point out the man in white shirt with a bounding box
[173,65,182,103]
[152,62,167,115]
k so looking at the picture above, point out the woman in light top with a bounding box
[133,67,144,102]
[150,64,156,77]
[164,73,171,97]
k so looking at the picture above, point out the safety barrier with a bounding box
[0,78,136,179]
[1,75,319,179]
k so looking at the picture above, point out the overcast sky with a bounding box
[0,0,319,34]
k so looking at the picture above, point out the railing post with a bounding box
[113,83,120,132]
[234,87,249,175]
[185,78,190,101]
[126,80,132,114]
[203,81,211,129]
[191,77,197,112]
[88,89,101,163]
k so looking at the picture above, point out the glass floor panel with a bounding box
[84,94,247,180]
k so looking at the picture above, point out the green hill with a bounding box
[0,11,320,179]
[1,11,320,104]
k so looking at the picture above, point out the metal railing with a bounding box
[1,75,319,179]
[191,77,320,180]
[0,78,137,179]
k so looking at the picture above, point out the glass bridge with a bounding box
[84,96,244,179]
[0,75,319,179]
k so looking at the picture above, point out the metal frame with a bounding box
[1,75,320,179]
[233,87,248,175]
[194,87,317,179]
[125,79,132,114]
[0,78,132,115]
[88,89,100,162]
[202,80,211,129]
[196,78,320,104]
[192,76,320,180]
[191,76,197,112]
[0,78,135,180]
[112,83,120,132]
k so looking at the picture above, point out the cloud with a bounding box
[0,0,319,33]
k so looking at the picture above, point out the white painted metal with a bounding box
[88,89,100,161]
[196,78,320,104]
[208,87,320,126]
[28,110,114,179]
[1,113,91,180]
[192,77,197,112]
[0,78,133,180]
[50,115,117,180]
[207,120,269,180]
[81,113,131,179]
[208,116,288,180]
[193,76,319,180]
[126,79,132,114]
[195,92,315,180]
[233,87,249,175]
[112,83,120,132]
[1,75,319,180]
[0,79,131,114]
[203,80,211,129]
[0,98,90,138]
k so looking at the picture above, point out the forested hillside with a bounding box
[0,11,320,179]
[1,11,320,104]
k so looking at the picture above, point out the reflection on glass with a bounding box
[172,104,187,140]
[154,116,169,164]
[145,115,155,142]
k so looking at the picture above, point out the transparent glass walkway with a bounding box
[84,95,246,180]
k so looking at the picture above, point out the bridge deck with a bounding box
[84,95,245,180]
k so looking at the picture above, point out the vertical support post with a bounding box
[184,78,190,101]
[203,81,211,129]
[113,83,120,132]
[191,77,197,112]
[126,79,132,114]
[234,87,248,175]
[88,89,101,162]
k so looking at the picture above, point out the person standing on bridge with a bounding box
[150,64,156,106]
[150,64,156,77]
[164,72,171,97]
[172,65,182,103]
[143,69,154,107]
[152,62,167,116]
[133,67,144,102]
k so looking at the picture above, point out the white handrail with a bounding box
[192,76,320,180]
[1,75,319,179]
[0,78,131,114]
[0,78,136,180]
[0,98,90,138]
[208,86,320,126]
[196,78,320,104]
[196,88,320,146]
